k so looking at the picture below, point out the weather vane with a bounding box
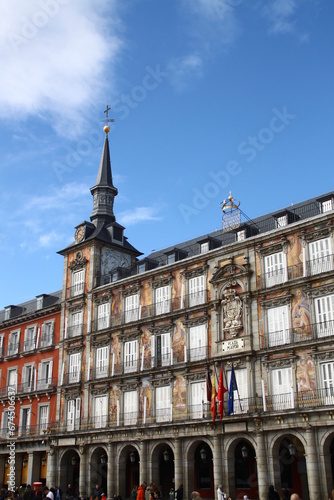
[101,104,115,134]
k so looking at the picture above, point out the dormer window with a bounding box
[113,226,123,242]
[167,253,175,264]
[36,295,45,310]
[321,199,333,213]
[138,263,146,274]
[236,229,246,242]
[276,214,288,228]
[4,307,11,321]
[165,249,187,265]
[200,242,209,254]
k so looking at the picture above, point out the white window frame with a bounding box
[73,269,85,296]
[237,229,246,241]
[8,330,20,356]
[125,294,139,323]
[271,367,293,411]
[67,397,81,431]
[227,368,249,414]
[22,364,34,393]
[267,305,290,347]
[156,386,171,423]
[19,406,31,435]
[276,214,288,228]
[0,335,4,358]
[322,199,333,213]
[7,368,17,394]
[124,340,138,373]
[97,303,110,330]
[308,237,333,275]
[156,333,171,367]
[70,310,83,337]
[320,362,334,405]
[24,325,37,352]
[191,381,205,419]
[314,294,334,338]
[124,390,138,426]
[37,360,53,390]
[200,242,209,254]
[189,324,207,361]
[1,411,10,436]
[155,286,171,315]
[68,353,81,383]
[189,275,205,307]
[95,346,109,379]
[41,320,54,347]
[264,251,287,287]
[38,404,49,432]
[94,395,107,429]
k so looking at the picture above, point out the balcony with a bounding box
[261,320,334,349]
[67,283,85,299]
[3,344,19,358]
[0,421,57,439]
[65,324,83,339]
[63,371,81,385]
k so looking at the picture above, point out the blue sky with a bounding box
[0,0,333,308]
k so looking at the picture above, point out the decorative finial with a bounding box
[101,104,115,134]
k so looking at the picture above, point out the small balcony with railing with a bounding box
[67,282,85,299]
[65,323,84,339]
[261,319,334,350]
[3,343,19,358]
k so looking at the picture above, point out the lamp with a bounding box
[41,457,47,467]
[163,450,169,462]
[288,443,296,457]
[200,448,207,461]
[22,457,28,467]
[101,454,107,465]
[130,452,136,463]
[241,445,248,459]
[71,456,78,466]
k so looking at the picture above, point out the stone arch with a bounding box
[320,429,334,497]
[59,448,80,496]
[118,443,140,500]
[185,438,214,499]
[150,441,174,497]
[89,445,108,497]
[224,435,258,500]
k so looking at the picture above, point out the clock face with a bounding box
[75,226,85,243]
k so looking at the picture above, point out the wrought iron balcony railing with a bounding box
[261,320,334,349]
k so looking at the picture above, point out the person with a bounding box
[268,485,280,500]
[130,486,138,500]
[217,486,224,500]
[137,483,146,500]
[175,485,183,500]
[190,493,200,500]
[93,486,102,500]
[290,495,301,500]
[65,485,74,500]
[23,486,35,500]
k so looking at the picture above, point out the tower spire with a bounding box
[90,105,118,225]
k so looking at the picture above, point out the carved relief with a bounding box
[222,288,243,337]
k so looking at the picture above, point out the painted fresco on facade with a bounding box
[111,335,121,367]
[139,377,152,419]
[110,385,120,423]
[173,320,185,363]
[141,279,152,318]
[141,328,151,369]
[172,270,184,309]
[292,289,311,337]
[296,352,316,392]
[287,234,303,269]
[111,289,121,324]
[173,375,186,416]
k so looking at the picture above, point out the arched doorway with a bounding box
[234,440,258,500]
[151,444,174,498]
[91,447,108,496]
[120,447,139,499]
[194,442,214,499]
[279,438,308,500]
[59,450,80,496]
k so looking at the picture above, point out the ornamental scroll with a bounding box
[221,288,243,337]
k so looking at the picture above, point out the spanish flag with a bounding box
[217,365,228,420]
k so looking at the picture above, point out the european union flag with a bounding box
[227,363,238,416]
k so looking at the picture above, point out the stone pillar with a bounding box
[305,427,320,500]
[46,447,57,488]
[139,441,147,484]
[107,443,114,500]
[26,452,34,486]
[174,438,183,491]
[213,435,223,492]
[79,446,87,498]
[256,430,269,500]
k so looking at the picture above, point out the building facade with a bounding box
[0,125,334,500]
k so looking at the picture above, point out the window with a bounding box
[200,242,209,254]
[138,263,146,274]
[68,353,81,383]
[124,391,138,425]
[264,252,287,287]
[124,340,138,373]
[314,294,334,338]
[22,365,34,393]
[308,238,333,275]
[1,411,11,436]
[0,336,3,358]
[155,333,171,367]
[8,330,20,356]
[7,369,17,394]
[237,229,246,241]
[267,305,290,346]
[276,214,288,228]
[155,286,170,315]
[95,346,109,378]
[271,367,293,410]
[94,395,107,429]
[191,381,205,419]
[19,407,31,435]
[322,199,333,213]
[167,253,175,264]
[69,311,83,337]
[97,303,110,330]
[189,276,205,307]
[156,386,171,423]
[73,269,84,296]
[37,360,53,389]
[67,398,81,431]
[320,362,334,405]
[38,405,49,432]
[41,320,54,347]
[189,324,207,361]
[227,368,249,414]
[24,325,37,352]
[125,294,139,323]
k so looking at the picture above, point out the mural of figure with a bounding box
[292,290,311,335]
[297,353,316,392]
[111,335,121,367]
[173,270,184,309]
[139,379,151,419]
[141,280,152,318]
[110,386,119,422]
[173,375,186,412]
[112,290,121,324]
[141,328,151,369]
[173,320,185,363]
[288,234,303,268]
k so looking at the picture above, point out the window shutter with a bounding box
[48,360,53,385]
[67,400,75,431]
[268,305,289,346]
[272,367,292,410]
[315,294,334,337]
[75,398,81,423]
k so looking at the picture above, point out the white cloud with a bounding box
[263,0,297,35]
[0,0,124,137]
[119,206,162,226]
[167,54,203,92]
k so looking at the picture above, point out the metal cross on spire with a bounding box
[101,104,115,134]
